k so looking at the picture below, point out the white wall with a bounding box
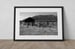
[0,0,75,39]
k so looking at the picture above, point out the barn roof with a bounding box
[32,15,57,22]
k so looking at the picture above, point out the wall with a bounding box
[0,0,75,39]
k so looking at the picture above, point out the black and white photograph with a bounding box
[20,12,57,35]
[14,6,64,41]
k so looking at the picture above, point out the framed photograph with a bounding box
[14,6,64,41]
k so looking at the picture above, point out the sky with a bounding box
[20,12,57,20]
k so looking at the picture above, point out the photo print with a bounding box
[14,6,64,41]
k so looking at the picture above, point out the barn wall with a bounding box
[0,0,75,39]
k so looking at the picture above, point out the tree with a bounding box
[23,17,35,27]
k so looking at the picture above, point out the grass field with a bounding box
[20,24,58,35]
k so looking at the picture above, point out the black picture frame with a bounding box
[14,6,64,41]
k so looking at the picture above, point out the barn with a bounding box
[20,15,57,27]
[32,15,57,27]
